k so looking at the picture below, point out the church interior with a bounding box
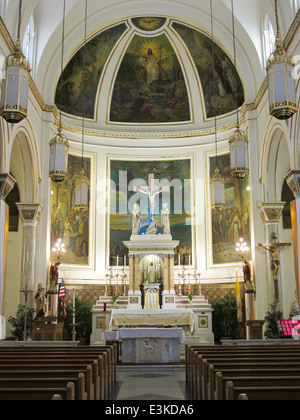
[0,0,300,402]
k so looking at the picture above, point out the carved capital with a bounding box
[16,203,43,226]
[0,173,16,200]
[258,202,285,224]
[285,170,300,199]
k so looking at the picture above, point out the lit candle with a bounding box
[116,255,119,268]
[178,254,181,268]
[124,254,126,268]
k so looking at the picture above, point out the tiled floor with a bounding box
[110,365,192,400]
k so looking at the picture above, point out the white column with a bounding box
[0,174,16,315]
[16,203,43,308]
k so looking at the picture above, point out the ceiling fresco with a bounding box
[54,17,244,124]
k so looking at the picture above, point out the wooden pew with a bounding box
[0,345,116,396]
[0,367,94,400]
[0,361,100,400]
[188,347,300,399]
[226,381,300,400]
[202,359,300,400]
[215,372,300,400]
[0,381,75,400]
[0,375,86,400]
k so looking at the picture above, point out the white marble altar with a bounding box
[105,328,185,364]
[109,308,194,331]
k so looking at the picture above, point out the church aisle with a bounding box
[110,366,191,400]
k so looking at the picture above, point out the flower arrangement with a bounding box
[111,292,119,305]
[186,292,194,302]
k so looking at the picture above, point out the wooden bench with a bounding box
[0,367,94,400]
[201,359,300,400]
[0,375,86,400]
[0,382,75,400]
[226,381,300,400]
[215,372,300,400]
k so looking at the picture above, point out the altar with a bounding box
[109,308,194,331]
[103,328,185,364]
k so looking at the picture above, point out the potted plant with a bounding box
[8,304,35,341]
[111,292,119,307]
[264,301,283,339]
[186,291,194,305]
[211,293,239,343]
[64,297,92,345]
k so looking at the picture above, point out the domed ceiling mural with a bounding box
[55,17,244,124]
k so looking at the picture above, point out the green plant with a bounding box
[186,292,194,302]
[111,292,119,305]
[211,293,239,342]
[8,304,35,341]
[264,301,283,339]
[64,297,92,341]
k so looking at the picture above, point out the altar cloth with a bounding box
[103,327,185,344]
[109,308,194,331]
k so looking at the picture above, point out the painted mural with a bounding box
[210,153,251,265]
[109,159,192,266]
[173,22,244,118]
[110,34,190,123]
[131,17,166,31]
[50,155,91,266]
[55,23,127,119]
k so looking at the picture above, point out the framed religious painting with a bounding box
[107,155,195,268]
[206,150,251,267]
[50,150,95,268]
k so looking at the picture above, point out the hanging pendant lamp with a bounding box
[228,0,249,178]
[266,0,297,120]
[210,0,225,211]
[49,0,69,183]
[74,0,89,210]
[0,0,30,123]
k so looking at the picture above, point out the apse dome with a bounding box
[54,16,244,132]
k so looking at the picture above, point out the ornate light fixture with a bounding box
[266,0,297,120]
[74,0,89,211]
[0,0,30,123]
[228,0,249,178]
[49,0,69,183]
[210,0,225,211]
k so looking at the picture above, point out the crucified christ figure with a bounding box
[134,173,169,234]
[259,232,291,300]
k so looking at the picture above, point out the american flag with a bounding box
[58,278,67,320]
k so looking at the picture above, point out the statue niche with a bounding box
[140,255,163,284]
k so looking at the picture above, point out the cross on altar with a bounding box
[134,173,169,227]
[19,285,34,341]
[259,232,291,300]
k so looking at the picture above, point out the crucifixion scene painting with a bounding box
[109,158,192,265]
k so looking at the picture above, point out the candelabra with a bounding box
[105,268,128,296]
[178,267,201,296]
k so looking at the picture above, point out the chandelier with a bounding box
[74,0,89,211]
[0,0,30,123]
[266,0,297,120]
[210,0,225,211]
[49,0,69,182]
[228,0,249,178]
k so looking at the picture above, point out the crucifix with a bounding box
[259,232,291,300]
[19,285,34,341]
[134,173,169,232]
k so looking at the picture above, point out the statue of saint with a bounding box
[35,283,46,319]
[243,260,254,293]
[161,202,170,234]
[48,261,60,293]
[132,203,142,235]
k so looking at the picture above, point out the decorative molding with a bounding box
[0,173,16,200]
[285,169,300,198]
[258,202,285,224]
[16,203,43,226]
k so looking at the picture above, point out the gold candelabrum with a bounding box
[105,268,128,296]
[177,267,201,296]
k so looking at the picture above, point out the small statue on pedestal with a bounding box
[161,202,170,234]
[243,260,254,293]
[132,203,142,235]
[34,283,47,319]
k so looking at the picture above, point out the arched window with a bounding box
[22,15,35,64]
[264,16,276,62]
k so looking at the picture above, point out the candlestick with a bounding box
[116,255,119,268]
[124,254,126,268]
